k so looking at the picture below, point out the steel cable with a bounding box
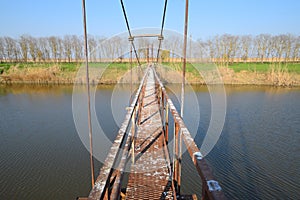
[157,0,168,63]
[120,0,141,66]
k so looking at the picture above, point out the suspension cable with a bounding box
[130,45,133,105]
[120,0,141,66]
[181,0,189,117]
[156,0,168,63]
[81,0,95,188]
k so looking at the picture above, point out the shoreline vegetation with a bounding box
[0,62,299,87]
[1,33,299,86]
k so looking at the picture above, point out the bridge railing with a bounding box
[87,67,149,200]
[153,67,227,200]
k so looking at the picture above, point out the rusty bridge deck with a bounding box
[81,66,226,200]
[126,69,173,199]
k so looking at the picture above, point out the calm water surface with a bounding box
[0,85,299,199]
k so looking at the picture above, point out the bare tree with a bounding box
[57,37,64,62]
[164,36,182,62]
[48,36,58,62]
[28,36,38,62]
[0,37,7,62]
[291,36,300,62]
[96,36,106,62]
[88,35,97,62]
[272,35,286,62]
[239,35,252,62]
[63,35,73,63]
[36,38,43,62]
[255,34,271,63]
[196,39,208,61]
[37,37,50,62]
[72,35,83,62]
[102,36,122,62]
[217,34,238,66]
[283,34,293,62]
[207,38,216,62]
[1,33,299,64]
[4,37,19,62]
[19,35,29,62]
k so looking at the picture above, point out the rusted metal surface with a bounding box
[173,121,179,188]
[131,34,161,38]
[153,67,226,200]
[126,68,174,199]
[164,103,169,144]
[84,66,225,200]
[87,68,150,200]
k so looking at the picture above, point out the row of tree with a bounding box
[0,34,299,63]
[195,34,300,64]
[0,35,94,63]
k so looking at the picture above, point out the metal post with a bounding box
[81,0,94,188]
[161,91,165,123]
[172,122,176,182]
[173,121,179,189]
[202,182,209,200]
[131,109,136,164]
[138,83,145,125]
[165,103,169,143]
[151,44,154,63]
[175,122,179,193]
[178,128,182,194]
[180,0,189,118]
[130,45,133,105]
[147,45,150,63]
[179,0,188,192]
[157,84,161,106]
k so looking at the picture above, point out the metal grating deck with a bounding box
[125,70,174,199]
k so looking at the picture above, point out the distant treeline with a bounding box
[0,34,299,64]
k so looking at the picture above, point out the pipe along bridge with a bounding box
[78,66,226,200]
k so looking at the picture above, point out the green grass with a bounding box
[0,63,11,72]
[162,62,196,71]
[227,62,300,73]
[162,62,300,74]
[54,62,134,72]
[1,61,299,74]
[106,62,130,70]
[0,62,125,72]
[58,62,80,72]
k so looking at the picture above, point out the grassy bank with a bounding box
[226,62,300,73]
[0,62,299,86]
[161,62,300,73]
[158,62,300,86]
[0,62,134,84]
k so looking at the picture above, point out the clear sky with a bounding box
[0,0,299,39]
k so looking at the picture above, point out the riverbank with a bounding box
[0,62,299,86]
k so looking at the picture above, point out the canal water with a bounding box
[0,85,299,199]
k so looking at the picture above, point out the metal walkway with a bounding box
[126,69,173,199]
[79,66,226,200]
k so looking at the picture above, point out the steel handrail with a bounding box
[153,66,226,200]
[88,67,149,199]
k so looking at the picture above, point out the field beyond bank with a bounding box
[0,62,299,86]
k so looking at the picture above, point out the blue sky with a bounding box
[0,0,299,39]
